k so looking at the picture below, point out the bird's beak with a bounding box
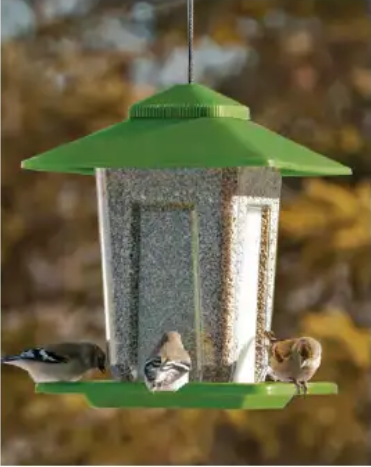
[300,359,310,368]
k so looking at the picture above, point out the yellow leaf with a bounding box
[302,310,371,368]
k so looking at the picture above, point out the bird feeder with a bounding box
[22,83,350,409]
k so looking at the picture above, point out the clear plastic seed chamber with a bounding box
[21,84,351,409]
[96,165,280,385]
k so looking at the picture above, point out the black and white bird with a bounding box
[144,331,191,392]
[1,342,106,383]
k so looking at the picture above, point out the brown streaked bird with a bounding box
[1,342,106,383]
[264,330,322,394]
[144,331,192,392]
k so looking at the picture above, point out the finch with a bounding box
[144,331,191,392]
[1,342,106,383]
[264,331,322,394]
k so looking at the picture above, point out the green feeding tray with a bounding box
[36,381,338,409]
[22,83,352,177]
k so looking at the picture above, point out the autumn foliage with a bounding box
[1,0,370,464]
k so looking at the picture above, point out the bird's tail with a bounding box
[264,330,278,343]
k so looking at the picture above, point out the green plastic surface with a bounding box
[36,381,338,410]
[21,84,351,177]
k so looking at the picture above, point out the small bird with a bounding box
[264,330,322,394]
[1,342,106,383]
[144,331,191,392]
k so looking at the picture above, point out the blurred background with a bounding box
[1,0,370,464]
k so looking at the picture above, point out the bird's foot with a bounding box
[291,380,308,395]
[291,379,302,395]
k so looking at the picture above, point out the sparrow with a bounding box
[1,342,106,383]
[144,331,191,392]
[264,331,322,394]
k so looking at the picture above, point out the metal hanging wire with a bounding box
[187,0,194,83]
[133,0,199,83]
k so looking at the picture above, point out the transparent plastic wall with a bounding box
[96,167,281,383]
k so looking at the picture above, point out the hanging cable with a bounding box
[187,0,194,83]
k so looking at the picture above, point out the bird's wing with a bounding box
[144,354,191,384]
[45,342,86,361]
[162,359,191,373]
[18,348,69,364]
[296,339,313,360]
[144,355,163,382]
[272,340,296,363]
[157,359,191,387]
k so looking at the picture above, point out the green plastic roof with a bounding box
[21,84,352,177]
[36,381,338,409]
